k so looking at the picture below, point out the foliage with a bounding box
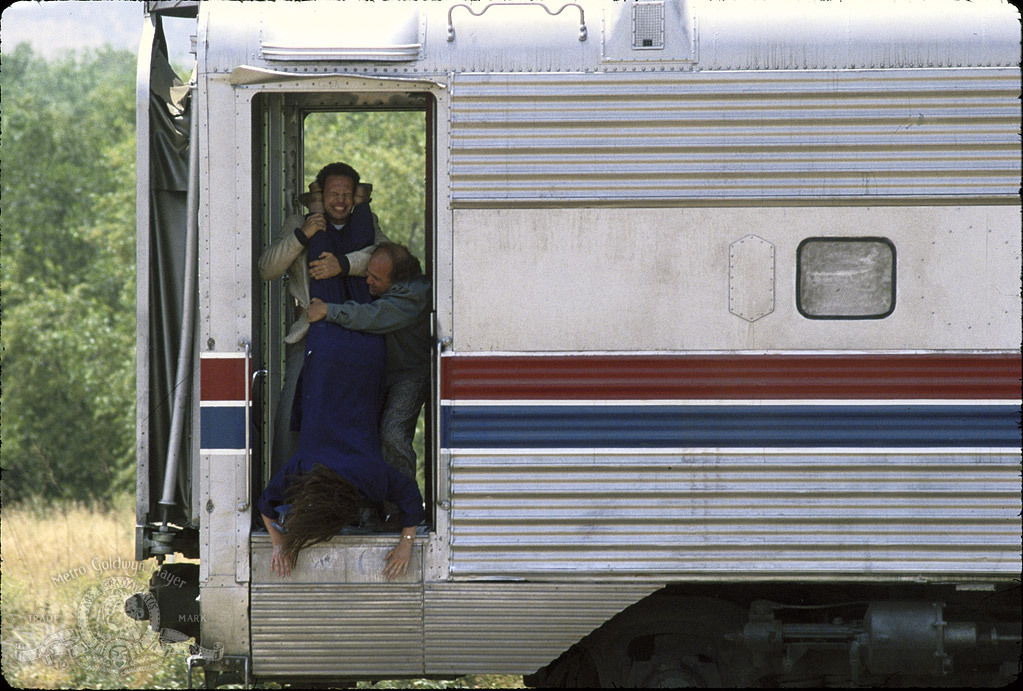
[1,45,138,503]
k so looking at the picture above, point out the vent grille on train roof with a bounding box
[633,2,665,49]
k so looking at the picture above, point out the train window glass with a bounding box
[796,237,896,319]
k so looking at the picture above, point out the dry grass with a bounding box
[1,496,524,689]
[1,496,191,688]
[3,495,136,591]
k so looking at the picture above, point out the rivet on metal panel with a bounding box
[728,235,775,322]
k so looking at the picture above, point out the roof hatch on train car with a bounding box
[603,0,695,64]
[258,1,422,62]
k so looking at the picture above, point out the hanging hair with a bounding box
[279,464,363,559]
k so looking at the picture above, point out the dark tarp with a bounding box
[144,16,192,528]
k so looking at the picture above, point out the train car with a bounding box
[130,0,1022,686]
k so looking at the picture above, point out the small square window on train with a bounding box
[796,238,896,319]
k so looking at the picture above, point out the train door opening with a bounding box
[253,91,436,535]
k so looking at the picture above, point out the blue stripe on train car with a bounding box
[200,406,247,450]
[441,404,1022,448]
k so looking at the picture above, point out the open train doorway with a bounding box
[255,93,435,530]
[303,108,432,509]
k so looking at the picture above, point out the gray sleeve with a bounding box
[325,287,422,335]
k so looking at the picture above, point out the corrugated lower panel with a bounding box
[449,70,1020,204]
[251,584,423,677]
[423,582,658,674]
[447,452,1021,578]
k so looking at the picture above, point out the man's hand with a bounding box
[383,532,415,580]
[269,543,295,578]
[307,298,327,323]
[301,213,326,239]
[309,251,342,280]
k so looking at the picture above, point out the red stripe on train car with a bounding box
[200,356,247,401]
[441,354,1022,400]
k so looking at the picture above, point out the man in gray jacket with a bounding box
[307,242,430,483]
[258,162,388,476]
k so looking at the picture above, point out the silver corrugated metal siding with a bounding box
[694,0,1021,71]
[423,582,659,674]
[249,572,658,677]
[251,583,424,677]
[447,451,1022,578]
[449,70,1020,205]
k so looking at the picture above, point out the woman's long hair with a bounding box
[280,464,363,559]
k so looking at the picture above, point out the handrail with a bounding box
[435,334,452,511]
[237,339,252,512]
[447,2,587,42]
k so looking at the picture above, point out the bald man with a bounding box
[307,242,431,484]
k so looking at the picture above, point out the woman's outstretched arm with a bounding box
[262,513,295,578]
[383,525,417,580]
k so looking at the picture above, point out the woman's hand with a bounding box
[383,528,416,580]
[262,513,294,578]
[270,542,295,578]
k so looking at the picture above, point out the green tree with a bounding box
[1,45,137,503]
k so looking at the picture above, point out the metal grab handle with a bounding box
[251,367,267,439]
[238,340,252,512]
[447,2,587,42]
[435,335,452,511]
